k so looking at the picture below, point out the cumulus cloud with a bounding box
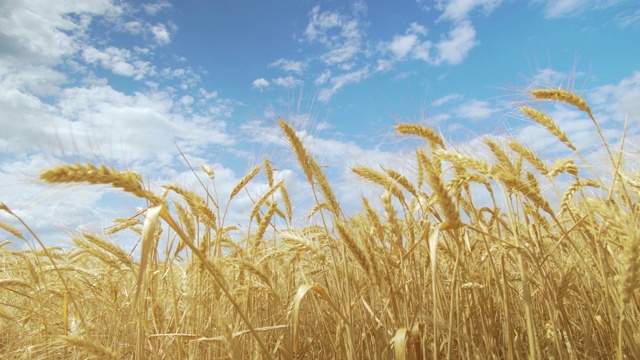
[151,23,171,45]
[437,0,504,22]
[252,78,270,89]
[318,66,369,101]
[314,70,331,85]
[0,0,120,64]
[434,20,478,65]
[432,93,464,107]
[389,34,419,59]
[0,0,237,247]
[616,8,640,28]
[272,76,303,89]
[82,46,155,80]
[304,5,364,65]
[534,0,624,18]
[142,1,171,16]
[269,58,307,75]
[454,99,496,120]
[408,22,428,35]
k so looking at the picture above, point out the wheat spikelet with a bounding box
[520,107,577,151]
[72,237,125,270]
[384,168,419,198]
[279,119,341,216]
[549,159,579,178]
[395,123,444,147]
[41,163,161,203]
[263,158,274,187]
[381,190,404,249]
[165,185,217,230]
[416,149,426,189]
[230,258,276,291]
[446,173,489,197]
[497,170,554,216]
[0,278,33,289]
[201,164,215,181]
[280,186,293,223]
[230,165,261,200]
[58,336,118,360]
[105,217,142,235]
[0,221,25,240]
[361,196,385,242]
[559,179,602,216]
[250,180,283,221]
[508,141,549,176]
[279,119,315,184]
[531,89,592,115]
[484,137,515,174]
[82,232,134,270]
[619,226,640,305]
[352,167,405,203]
[255,201,278,243]
[310,164,341,217]
[307,202,330,220]
[433,149,494,176]
[420,152,462,231]
[335,221,370,274]
[525,172,542,200]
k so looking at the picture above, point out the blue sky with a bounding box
[1,0,639,249]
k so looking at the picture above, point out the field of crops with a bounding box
[1,89,638,359]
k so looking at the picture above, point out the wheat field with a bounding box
[1,90,639,359]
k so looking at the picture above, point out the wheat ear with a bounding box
[521,107,576,151]
[531,89,592,115]
[40,163,160,203]
[279,119,341,216]
[395,123,445,147]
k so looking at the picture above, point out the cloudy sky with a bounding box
[1,0,639,250]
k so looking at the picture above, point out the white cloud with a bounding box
[151,23,171,45]
[434,20,478,65]
[269,58,307,75]
[272,76,303,89]
[389,34,419,59]
[536,0,585,17]
[432,93,464,107]
[318,66,370,101]
[142,1,171,16]
[530,68,578,88]
[589,71,640,122]
[0,0,120,65]
[314,70,331,85]
[179,95,194,106]
[437,0,504,22]
[616,8,640,28]
[454,99,496,120]
[304,5,364,65]
[252,78,270,89]
[408,22,428,35]
[534,0,624,18]
[411,40,434,62]
[82,46,154,80]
